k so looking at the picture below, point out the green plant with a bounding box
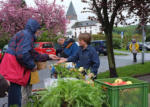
[53,64,91,80]
[0,33,10,48]
[114,52,128,56]
[27,79,107,107]
[92,33,106,40]
[113,38,121,49]
[36,29,64,43]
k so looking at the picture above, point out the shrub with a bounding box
[0,34,10,49]
[36,30,64,43]
[92,33,105,40]
[113,38,121,49]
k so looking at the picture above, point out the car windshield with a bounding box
[34,43,40,48]
[43,43,53,48]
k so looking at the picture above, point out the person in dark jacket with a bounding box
[56,38,79,58]
[0,74,10,98]
[57,33,100,77]
[0,18,59,107]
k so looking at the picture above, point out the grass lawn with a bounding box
[97,62,150,79]
[145,51,150,53]
[114,48,129,52]
[115,48,150,53]
[114,52,128,56]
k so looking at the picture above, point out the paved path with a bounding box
[99,52,150,72]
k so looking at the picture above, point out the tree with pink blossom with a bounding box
[35,0,67,35]
[0,0,67,37]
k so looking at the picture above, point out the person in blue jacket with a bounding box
[57,33,100,77]
[56,38,79,58]
[2,18,59,107]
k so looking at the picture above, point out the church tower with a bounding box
[66,1,78,37]
[66,1,77,21]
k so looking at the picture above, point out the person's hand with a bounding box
[57,58,67,64]
[6,80,10,86]
[33,65,37,71]
[49,54,60,60]
[88,73,94,79]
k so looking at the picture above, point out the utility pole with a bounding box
[142,25,146,64]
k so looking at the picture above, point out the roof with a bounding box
[66,1,77,20]
[72,20,98,28]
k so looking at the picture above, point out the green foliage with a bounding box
[112,26,143,48]
[92,33,105,40]
[97,62,150,79]
[145,26,150,42]
[0,34,10,49]
[10,105,18,107]
[53,64,92,80]
[112,38,121,49]
[135,25,150,42]
[113,25,137,35]
[36,29,64,43]
[114,52,128,56]
[146,33,150,42]
[27,79,107,107]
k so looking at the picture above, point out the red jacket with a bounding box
[0,53,30,86]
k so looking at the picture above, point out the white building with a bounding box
[66,1,101,38]
[72,21,101,37]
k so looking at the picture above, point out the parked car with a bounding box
[34,42,56,55]
[145,42,150,51]
[126,42,150,51]
[91,40,107,55]
[1,42,56,62]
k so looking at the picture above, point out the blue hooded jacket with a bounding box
[6,19,50,69]
[67,45,100,75]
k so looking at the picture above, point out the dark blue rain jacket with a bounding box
[67,45,100,75]
[6,19,50,69]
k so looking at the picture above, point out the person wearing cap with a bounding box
[0,74,10,98]
[0,18,59,107]
[129,39,139,62]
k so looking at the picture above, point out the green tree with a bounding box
[82,0,150,77]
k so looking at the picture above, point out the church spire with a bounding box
[66,1,77,20]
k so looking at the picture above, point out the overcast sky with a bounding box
[25,0,94,21]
